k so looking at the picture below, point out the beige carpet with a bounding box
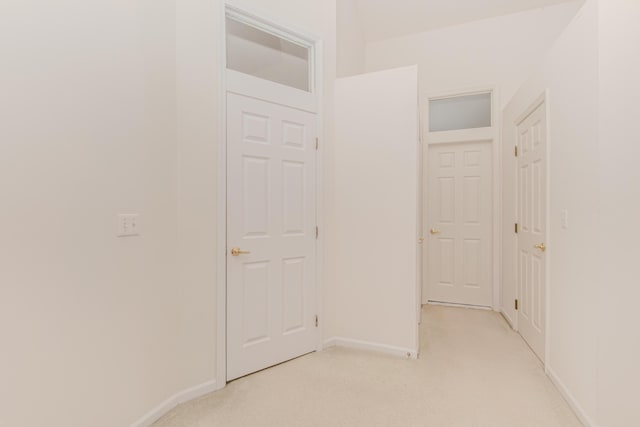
[154,305,581,427]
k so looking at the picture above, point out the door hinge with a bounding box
[316,226,319,239]
[315,315,319,327]
[515,146,519,157]
[515,223,519,234]
[515,299,519,310]
[315,137,319,150]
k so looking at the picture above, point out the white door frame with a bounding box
[216,1,324,388]
[513,91,551,368]
[421,86,502,310]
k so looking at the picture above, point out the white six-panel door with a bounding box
[427,142,493,307]
[226,93,318,381]
[516,101,547,362]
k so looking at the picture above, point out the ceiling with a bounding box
[353,0,579,42]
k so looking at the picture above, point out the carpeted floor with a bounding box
[153,305,580,427]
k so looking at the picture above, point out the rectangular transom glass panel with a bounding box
[429,93,492,132]
[226,17,311,92]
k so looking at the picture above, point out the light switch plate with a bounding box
[117,214,140,237]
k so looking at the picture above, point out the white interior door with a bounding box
[516,101,547,362]
[226,93,318,381]
[427,142,493,307]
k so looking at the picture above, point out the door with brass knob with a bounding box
[226,93,318,381]
[515,98,547,363]
[426,141,493,308]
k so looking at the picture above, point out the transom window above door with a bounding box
[225,15,313,92]
[429,92,492,132]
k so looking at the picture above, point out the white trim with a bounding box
[544,90,551,370]
[129,380,218,427]
[420,121,429,305]
[226,7,315,49]
[500,308,516,329]
[324,337,418,359]
[491,88,502,311]
[547,367,599,427]
[514,92,546,126]
[216,1,325,388]
[416,83,425,327]
[504,104,519,331]
[225,2,319,51]
[427,127,494,145]
[226,71,318,113]
[427,301,492,311]
[314,39,325,352]
[422,86,494,101]
[215,0,229,393]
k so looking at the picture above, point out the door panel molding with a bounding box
[426,141,494,307]
[226,93,318,381]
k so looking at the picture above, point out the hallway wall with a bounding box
[175,0,222,403]
[502,1,599,423]
[364,1,584,108]
[0,1,181,426]
[331,66,419,355]
[0,1,337,426]
[596,1,640,425]
[337,0,366,77]
[504,1,640,425]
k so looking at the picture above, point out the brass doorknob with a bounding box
[430,228,440,235]
[418,237,424,244]
[533,243,546,252]
[231,247,251,257]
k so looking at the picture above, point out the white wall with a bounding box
[329,66,419,356]
[596,1,640,425]
[0,1,336,426]
[502,1,599,422]
[0,1,181,426]
[365,1,584,108]
[174,0,223,401]
[337,0,366,77]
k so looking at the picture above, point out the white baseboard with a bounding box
[130,379,219,427]
[546,367,598,427]
[324,337,418,359]
[500,308,516,330]
[427,301,492,311]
